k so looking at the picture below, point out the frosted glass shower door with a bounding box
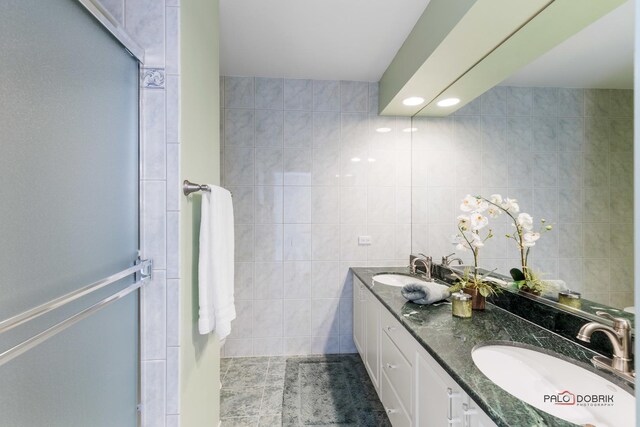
[0,0,141,426]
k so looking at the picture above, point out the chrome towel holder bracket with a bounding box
[183,180,232,197]
[183,180,211,196]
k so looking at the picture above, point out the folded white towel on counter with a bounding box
[198,186,236,338]
[401,282,451,305]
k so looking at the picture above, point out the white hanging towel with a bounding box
[198,186,236,338]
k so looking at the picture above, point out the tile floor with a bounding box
[281,355,390,426]
[220,356,286,426]
[220,355,388,427]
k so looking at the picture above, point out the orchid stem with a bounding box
[481,197,528,274]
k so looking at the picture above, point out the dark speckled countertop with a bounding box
[351,267,635,427]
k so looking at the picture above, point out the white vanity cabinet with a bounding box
[353,276,497,427]
[465,402,498,427]
[415,350,462,426]
[353,279,366,354]
[364,289,381,389]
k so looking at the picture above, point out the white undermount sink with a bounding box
[372,273,427,287]
[472,344,635,426]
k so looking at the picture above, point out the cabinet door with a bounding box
[464,397,497,427]
[364,292,380,390]
[381,370,412,427]
[353,278,366,355]
[415,352,463,426]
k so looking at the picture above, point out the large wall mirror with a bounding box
[410,1,634,322]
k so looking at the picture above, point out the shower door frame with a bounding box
[78,0,145,61]
[74,1,148,424]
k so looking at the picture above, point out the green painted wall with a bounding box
[180,0,221,425]
[379,0,625,117]
[378,0,476,114]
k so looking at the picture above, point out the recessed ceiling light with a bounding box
[350,157,361,162]
[368,158,376,162]
[402,97,425,106]
[376,127,392,133]
[437,97,460,107]
[403,127,418,133]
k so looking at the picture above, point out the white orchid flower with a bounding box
[460,195,477,212]
[470,233,484,248]
[490,194,503,205]
[501,198,520,213]
[523,232,540,247]
[474,198,489,212]
[470,212,488,230]
[486,207,501,218]
[451,234,469,251]
[517,213,534,231]
[455,242,468,251]
[457,214,471,229]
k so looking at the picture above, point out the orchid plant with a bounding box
[449,195,500,298]
[479,194,553,294]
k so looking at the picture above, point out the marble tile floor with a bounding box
[220,355,389,427]
[220,356,286,426]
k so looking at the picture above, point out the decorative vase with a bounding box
[463,287,486,310]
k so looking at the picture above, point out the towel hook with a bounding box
[183,180,211,196]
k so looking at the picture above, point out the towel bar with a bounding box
[183,180,232,197]
[183,180,210,196]
[0,274,150,367]
[0,259,153,367]
[0,259,152,335]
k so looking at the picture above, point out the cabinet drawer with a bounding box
[381,331,412,415]
[381,307,415,364]
[381,370,412,427]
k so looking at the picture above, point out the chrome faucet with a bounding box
[441,252,464,267]
[576,311,634,382]
[410,254,432,281]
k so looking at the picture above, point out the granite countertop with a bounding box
[350,267,634,427]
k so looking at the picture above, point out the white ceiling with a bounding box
[502,0,634,89]
[219,0,431,81]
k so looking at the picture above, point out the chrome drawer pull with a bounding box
[386,325,396,332]
[385,408,397,415]
[385,363,397,369]
[462,403,477,427]
[447,387,461,398]
[447,387,461,423]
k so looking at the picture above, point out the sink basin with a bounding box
[472,343,635,426]
[372,273,427,287]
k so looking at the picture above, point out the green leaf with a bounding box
[449,283,463,293]
[510,268,525,282]
[511,280,526,290]
[479,287,490,297]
